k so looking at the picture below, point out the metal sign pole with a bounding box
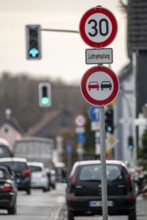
[99,106,108,220]
[67,151,72,176]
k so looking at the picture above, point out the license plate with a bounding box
[89,201,113,207]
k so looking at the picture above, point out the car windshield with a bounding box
[102,81,110,85]
[79,164,124,181]
[0,161,27,172]
[89,82,97,85]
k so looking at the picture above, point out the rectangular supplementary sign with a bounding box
[85,48,113,64]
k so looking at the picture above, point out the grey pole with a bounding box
[99,106,108,220]
[41,28,79,34]
[67,151,72,176]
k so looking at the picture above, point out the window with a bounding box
[79,164,123,181]
[107,165,123,181]
[29,166,42,172]
[0,170,5,179]
[79,165,101,181]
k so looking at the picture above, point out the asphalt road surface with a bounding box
[0,183,66,220]
[0,183,147,220]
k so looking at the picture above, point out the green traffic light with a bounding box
[41,97,50,106]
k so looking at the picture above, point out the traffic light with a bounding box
[39,83,51,107]
[26,25,41,59]
[105,106,114,133]
[128,136,134,151]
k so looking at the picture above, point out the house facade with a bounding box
[0,109,24,149]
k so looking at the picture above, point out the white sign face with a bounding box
[74,114,86,127]
[85,48,113,64]
[91,122,100,131]
[85,13,112,43]
[75,127,85,133]
[87,71,112,100]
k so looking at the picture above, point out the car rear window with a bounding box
[29,166,42,172]
[79,164,124,181]
[0,170,5,178]
[0,161,27,172]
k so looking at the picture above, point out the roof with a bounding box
[74,160,126,166]
[0,117,24,134]
[0,137,10,146]
[27,110,62,136]
[27,162,44,167]
[0,157,27,162]
[27,109,73,137]
[15,137,53,144]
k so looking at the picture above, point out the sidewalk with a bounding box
[137,194,147,217]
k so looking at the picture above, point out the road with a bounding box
[63,195,147,220]
[0,183,66,220]
[0,183,147,220]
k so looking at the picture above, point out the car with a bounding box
[88,81,99,90]
[101,81,112,90]
[45,168,56,190]
[66,160,137,220]
[28,162,49,192]
[0,157,31,195]
[0,166,17,214]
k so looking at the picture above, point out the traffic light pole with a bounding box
[41,28,79,34]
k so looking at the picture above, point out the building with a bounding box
[0,109,24,149]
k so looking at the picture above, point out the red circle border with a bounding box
[79,7,118,48]
[81,66,119,106]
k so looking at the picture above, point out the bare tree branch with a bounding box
[119,0,128,12]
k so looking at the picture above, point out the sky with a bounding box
[0,0,129,84]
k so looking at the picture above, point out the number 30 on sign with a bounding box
[79,6,117,48]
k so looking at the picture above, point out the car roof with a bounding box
[27,162,44,167]
[73,160,126,167]
[0,157,27,163]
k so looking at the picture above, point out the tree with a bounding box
[138,129,147,170]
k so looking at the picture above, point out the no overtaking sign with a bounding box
[81,66,119,106]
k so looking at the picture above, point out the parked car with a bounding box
[0,157,31,195]
[28,162,49,192]
[66,160,137,220]
[0,166,17,214]
[45,168,56,190]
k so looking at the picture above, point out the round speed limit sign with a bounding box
[79,6,117,48]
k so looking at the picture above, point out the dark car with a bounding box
[101,81,112,90]
[0,158,31,195]
[45,168,56,190]
[66,160,136,220]
[0,166,17,214]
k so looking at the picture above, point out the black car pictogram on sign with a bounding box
[101,81,112,90]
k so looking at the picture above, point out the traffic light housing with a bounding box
[39,83,51,107]
[128,136,134,151]
[26,25,41,59]
[105,106,114,133]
